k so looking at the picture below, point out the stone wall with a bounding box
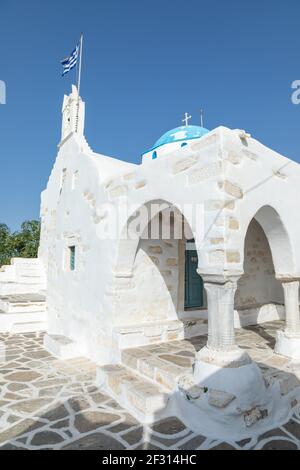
[133,243,179,322]
[235,219,284,309]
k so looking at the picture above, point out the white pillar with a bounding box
[282,280,300,335]
[192,274,266,410]
[205,280,237,352]
[275,279,300,360]
[194,273,251,369]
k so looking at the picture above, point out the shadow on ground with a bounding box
[0,323,300,450]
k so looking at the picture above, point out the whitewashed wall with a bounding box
[40,90,300,363]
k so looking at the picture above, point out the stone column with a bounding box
[275,279,300,360]
[191,273,266,410]
[282,280,300,335]
[194,273,251,369]
[205,279,237,352]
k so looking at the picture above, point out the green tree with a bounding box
[0,224,14,266]
[0,220,41,267]
[12,220,41,259]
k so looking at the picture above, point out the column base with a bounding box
[195,345,251,368]
[275,329,300,360]
[193,346,266,400]
[173,345,294,440]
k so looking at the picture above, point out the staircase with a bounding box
[0,258,46,295]
[0,258,47,333]
[97,339,197,423]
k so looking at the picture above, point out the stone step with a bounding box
[43,334,84,359]
[12,258,42,264]
[0,258,46,293]
[16,271,45,278]
[15,264,44,272]
[0,283,46,295]
[113,320,185,350]
[96,364,169,423]
[0,294,46,313]
[0,310,47,333]
[113,317,208,351]
[11,320,47,333]
[121,342,195,392]
[16,274,45,282]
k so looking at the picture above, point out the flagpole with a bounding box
[77,33,83,98]
[75,33,83,133]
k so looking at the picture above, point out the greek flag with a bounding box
[61,45,79,76]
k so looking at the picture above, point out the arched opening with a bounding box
[244,206,294,275]
[112,200,206,345]
[235,218,284,325]
[235,205,294,327]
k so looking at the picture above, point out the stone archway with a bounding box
[114,199,174,278]
[240,205,295,277]
[236,205,300,359]
[235,217,284,326]
[111,199,207,346]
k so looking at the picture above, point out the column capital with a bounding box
[276,274,300,283]
[197,270,243,286]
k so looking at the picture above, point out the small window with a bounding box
[152,151,157,160]
[181,142,188,148]
[69,246,76,271]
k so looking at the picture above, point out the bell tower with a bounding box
[61,84,85,141]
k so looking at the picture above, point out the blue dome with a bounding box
[151,125,209,151]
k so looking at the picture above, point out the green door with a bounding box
[185,247,204,309]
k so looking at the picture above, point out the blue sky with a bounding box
[1,0,300,230]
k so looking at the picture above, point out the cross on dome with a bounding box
[182,112,192,126]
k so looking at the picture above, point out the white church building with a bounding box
[1,85,300,439]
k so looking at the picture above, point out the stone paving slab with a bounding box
[0,324,300,450]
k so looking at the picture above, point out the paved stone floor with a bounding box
[0,323,300,450]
